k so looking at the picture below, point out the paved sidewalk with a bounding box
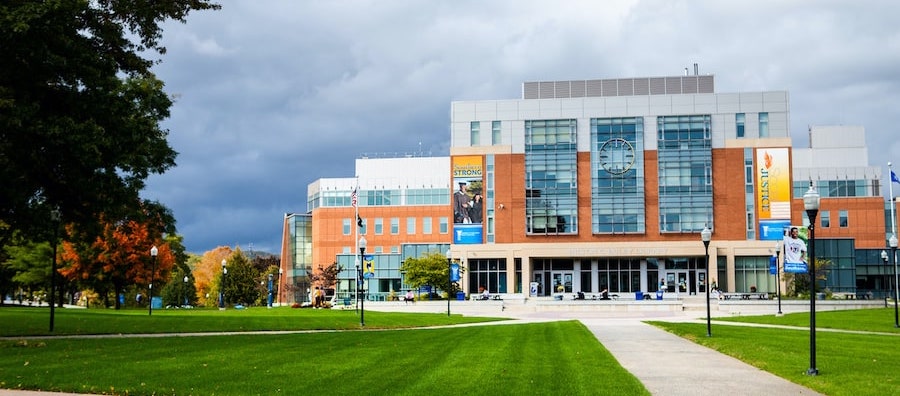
[502,309,824,396]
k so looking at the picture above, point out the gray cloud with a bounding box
[144,0,900,253]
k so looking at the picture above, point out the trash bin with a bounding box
[456,291,465,301]
[635,291,644,300]
[656,290,664,300]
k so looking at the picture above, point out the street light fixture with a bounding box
[446,249,452,317]
[774,242,783,315]
[183,275,189,307]
[891,234,898,328]
[220,259,227,309]
[803,183,820,376]
[358,236,367,327]
[267,273,274,308]
[701,226,712,337]
[48,208,61,332]
[882,250,888,301]
[149,246,158,316]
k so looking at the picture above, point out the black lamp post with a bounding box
[149,246,158,316]
[358,236,367,327]
[891,235,898,327]
[882,250,888,301]
[775,242,782,315]
[48,208,60,332]
[267,273,274,308]
[446,249,452,317]
[803,183,820,376]
[701,226,712,337]
[220,259,227,309]
[183,275,189,307]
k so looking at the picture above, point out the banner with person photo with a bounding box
[782,225,809,273]
[451,155,484,244]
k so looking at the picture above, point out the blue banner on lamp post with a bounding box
[450,263,460,282]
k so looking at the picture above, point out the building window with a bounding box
[525,119,578,234]
[406,188,451,205]
[590,117,645,234]
[439,217,449,234]
[343,218,351,235]
[390,217,399,234]
[406,217,416,235]
[492,121,501,145]
[423,217,432,234]
[839,210,849,227]
[470,121,480,146]
[374,218,383,235]
[466,259,508,294]
[736,113,745,138]
[758,113,769,137]
[820,211,830,228]
[657,115,713,233]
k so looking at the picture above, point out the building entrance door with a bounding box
[551,271,573,294]
[666,271,688,293]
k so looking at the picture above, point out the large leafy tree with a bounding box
[0,0,220,252]
[400,251,463,298]
[221,249,260,307]
[60,215,175,309]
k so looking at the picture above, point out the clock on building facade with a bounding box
[599,138,635,175]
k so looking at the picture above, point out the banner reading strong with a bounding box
[451,156,484,244]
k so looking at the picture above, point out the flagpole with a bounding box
[353,177,359,314]
[891,162,896,238]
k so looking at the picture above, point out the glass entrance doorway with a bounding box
[666,271,688,293]
[551,271,573,294]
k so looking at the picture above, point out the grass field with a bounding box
[651,307,900,396]
[0,306,648,396]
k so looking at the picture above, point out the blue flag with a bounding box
[892,170,900,184]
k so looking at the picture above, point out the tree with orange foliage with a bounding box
[192,246,234,307]
[60,217,174,309]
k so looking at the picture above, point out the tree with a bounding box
[59,216,175,309]
[221,249,260,307]
[312,262,341,294]
[2,239,53,300]
[400,251,463,299]
[785,257,833,298]
[0,0,220,257]
[160,268,196,308]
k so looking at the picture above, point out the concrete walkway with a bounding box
[1,306,826,396]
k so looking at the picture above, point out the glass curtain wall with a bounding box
[591,117,645,233]
[657,115,713,233]
[524,119,578,234]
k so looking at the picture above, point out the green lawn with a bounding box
[0,305,503,336]
[651,308,900,396]
[0,307,648,395]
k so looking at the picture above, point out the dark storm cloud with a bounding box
[144,0,900,253]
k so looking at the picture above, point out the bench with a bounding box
[471,294,502,301]
[721,292,769,300]
[832,292,856,300]
[573,293,618,301]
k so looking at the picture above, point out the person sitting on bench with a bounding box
[600,287,611,300]
[403,290,415,304]
[575,291,586,300]
[480,287,490,300]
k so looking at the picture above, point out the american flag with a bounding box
[351,188,358,208]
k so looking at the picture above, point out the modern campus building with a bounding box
[278,71,895,305]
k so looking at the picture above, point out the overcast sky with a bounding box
[144,0,900,254]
